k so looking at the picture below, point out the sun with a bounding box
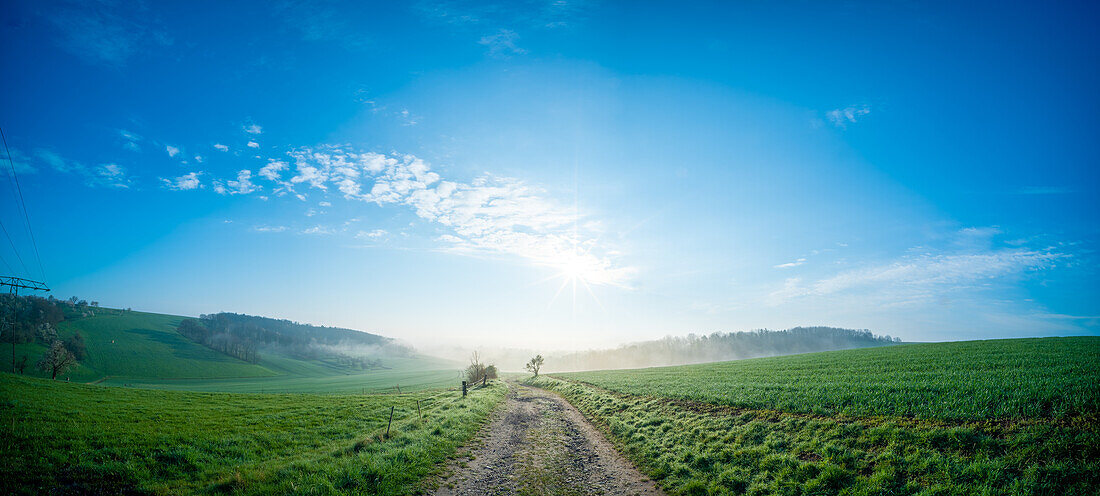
[556,255,593,284]
[539,250,608,311]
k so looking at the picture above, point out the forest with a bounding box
[176,312,414,367]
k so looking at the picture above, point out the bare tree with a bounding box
[37,340,76,380]
[465,350,486,384]
[525,355,544,377]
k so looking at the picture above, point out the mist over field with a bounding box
[423,327,900,372]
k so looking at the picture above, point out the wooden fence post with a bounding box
[462,381,467,397]
[386,406,395,439]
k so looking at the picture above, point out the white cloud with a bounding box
[478,29,527,57]
[95,163,130,188]
[243,124,263,134]
[774,258,806,269]
[213,170,260,195]
[119,129,141,152]
[277,145,634,286]
[253,225,288,233]
[397,108,419,126]
[356,229,388,239]
[319,201,332,207]
[161,172,202,191]
[257,159,295,196]
[166,145,180,157]
[194,155,204,163]
[827,105,871,128]
[214,143,229,152]
[301,225,333,235]
[247,141,260,149]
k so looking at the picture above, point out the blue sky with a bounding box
[1,0,1097,349]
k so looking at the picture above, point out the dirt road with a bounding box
[433,383,666,496]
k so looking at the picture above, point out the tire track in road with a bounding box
[434,383,665,496]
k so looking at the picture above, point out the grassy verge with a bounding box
[1,373,506,495]
[530,375,1098,495]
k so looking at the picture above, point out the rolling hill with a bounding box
[7,306,461,393]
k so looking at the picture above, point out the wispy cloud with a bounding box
[119,129,141,152]
[160,172,203,191]
[301,225,334,235]
[213,170,260,195]
[417,1,588,57]
[165,145,180,158]
[95,163,131,188]
[253,225,288,233]
[46,0,172,66]
[397,108,420,126]
[769,247,1065,306]
[247,141,260,149]
[274,0,371,50]
[31,149,130,187]
[213,144,230,152]
[774,258,806,269]
[479,29,526,57]
[270,145,633,286]
[1,147,35,174]
[356,229,388,239]
[243,124,263,135]
[416,0,590,30]
[827,104,871,128]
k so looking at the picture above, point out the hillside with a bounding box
[530,337,1100,494]
[11,309,274,382]
[2,299,461,393]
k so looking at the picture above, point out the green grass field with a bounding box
[530,337,1100,495]
[11,310,275,382]
[100,355,463,394]
[8,309,462,393]
[1,373,506,495]
[557,337,1100,420]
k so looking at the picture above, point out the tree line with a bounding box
[0,293,92,378]
[550,327,902,372]
[175,312,414,367]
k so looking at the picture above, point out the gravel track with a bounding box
[433,383,665,496]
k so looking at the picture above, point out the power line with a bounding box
[0,127,44,282]
[0,218,29,277]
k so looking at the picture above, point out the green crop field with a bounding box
[530,337,1100,495]
[0,373,506,495]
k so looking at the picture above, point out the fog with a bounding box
[416,327,900,373]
